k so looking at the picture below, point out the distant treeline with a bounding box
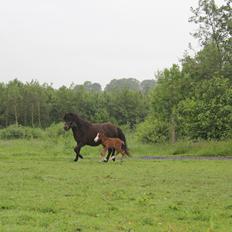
[0,78,155,129]
[0,0,231,143]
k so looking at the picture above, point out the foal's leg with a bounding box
[118,148,127,161]
[103,148,112,162]
[100,147,108,161]
[109,151,119,161]
[111,149,116,162]
[74,143,83,162]
[104,148,115,162]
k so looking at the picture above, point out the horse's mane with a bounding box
[72,113,92,130]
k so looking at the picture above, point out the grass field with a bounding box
[0,138,232,232]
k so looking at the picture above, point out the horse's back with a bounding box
[93,123,118,134]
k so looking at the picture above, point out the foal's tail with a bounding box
[117,127,130,157]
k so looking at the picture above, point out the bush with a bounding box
[0,125,45,140]
[136,118,169,143]
[46,123,66,138]
[176,77,232,140]
[24,127,45,139]
[0,123,69,140]
[0,125,24,139]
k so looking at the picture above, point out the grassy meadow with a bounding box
[0,135,232,232]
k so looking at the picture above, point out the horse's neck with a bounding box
[71,116,91,139]
[71,127,80,139]
[76,115,91,130]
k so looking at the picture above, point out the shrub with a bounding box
[0,125,45,140]
[46,123,66,138]
[136,118,169,143]
[24,127,45,139]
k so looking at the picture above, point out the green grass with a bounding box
[1,131,232,158]
[127,134,232,157]
[0,138,232,231]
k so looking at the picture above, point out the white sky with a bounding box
[0,0,224,88]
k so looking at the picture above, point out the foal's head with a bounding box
[94,132,106,143]
[63,113,77,131]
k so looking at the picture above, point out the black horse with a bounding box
[63,112,128,162]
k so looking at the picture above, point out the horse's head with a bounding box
[63,113,77,131]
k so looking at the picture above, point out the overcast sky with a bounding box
[0,0,224,88]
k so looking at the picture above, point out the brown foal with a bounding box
[94,132,129,161]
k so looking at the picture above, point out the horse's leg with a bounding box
[74,144,83,162]
[79,154,84,159]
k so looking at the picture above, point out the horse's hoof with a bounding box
[103,159,108,163]
[79,154,84,159]
[74,159,78,162]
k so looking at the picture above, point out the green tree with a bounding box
[5,79,23,125]
[52,86,76,122]
[0,83,7,127]
[140,80,156,93]
[148,65,190,142]
[182,42,223,80]
[176,76,232,139]
[83,81,102,92]
[189,0,232,69]
[105,78,140,92]
[106,89,148,128]
[21,81,50,127]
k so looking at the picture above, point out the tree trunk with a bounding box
[24,109,27,126]
[5,108,8,127]
[31,104,34,127]
[14,103,18,125]
[37,102,41,127]
[170,117,176,144]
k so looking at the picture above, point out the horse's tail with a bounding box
[117,127,130,156]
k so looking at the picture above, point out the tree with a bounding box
[52,86,76,122]
[189,0,232,68]
[5,79,23,125]
[176,76,232,140]
[140,80,156,93]
[148,65,190,143]
[21,81,50,127]
[82,81,102,92]
[105,78,140,92]
[0,83,6,127]
[182,42,223,80]
[106,89,148,128]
